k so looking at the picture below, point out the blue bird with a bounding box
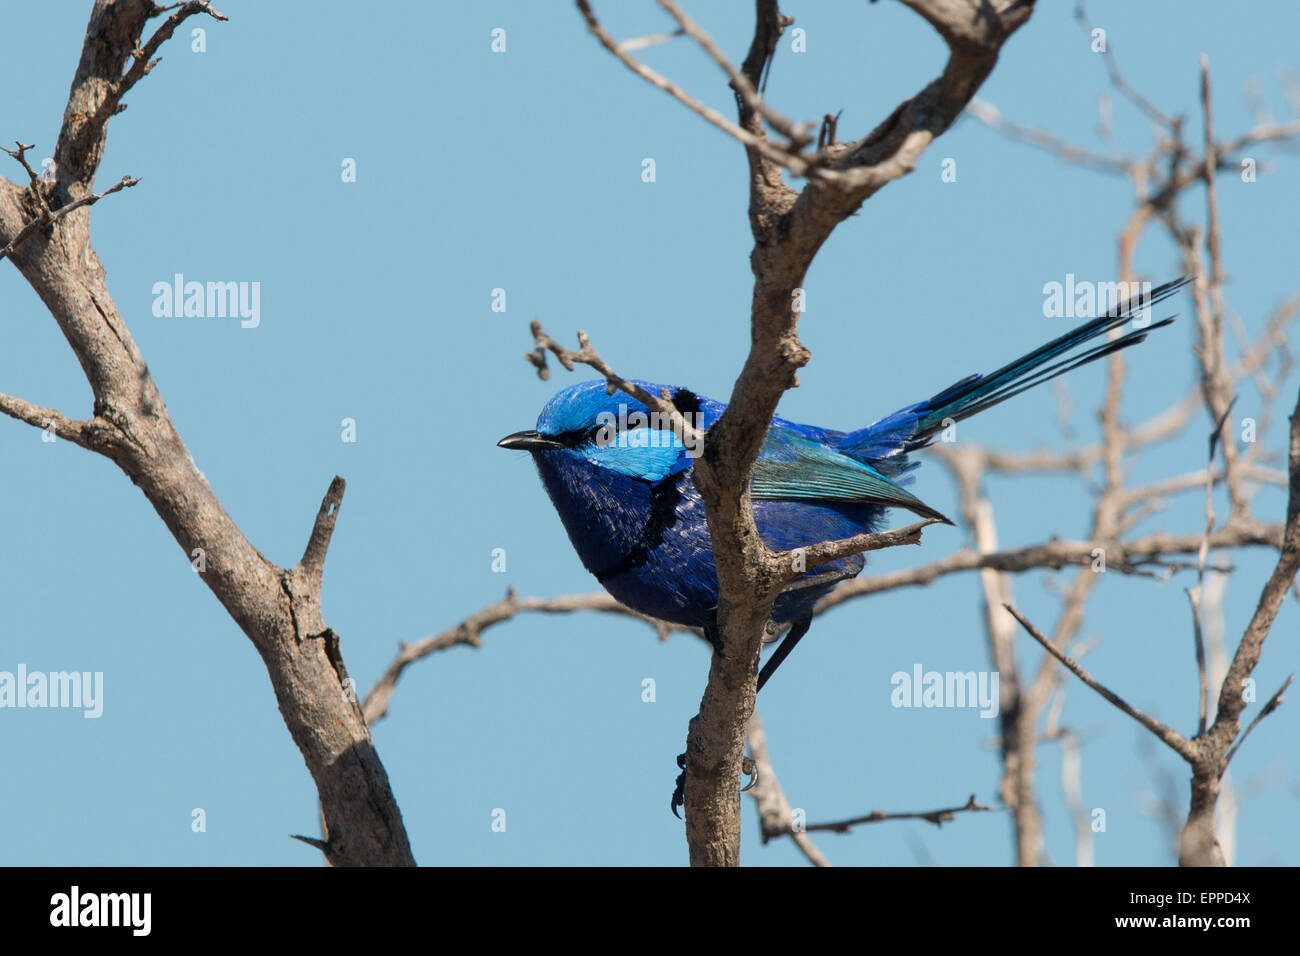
[500,278,1189,693]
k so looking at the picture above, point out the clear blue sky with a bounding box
[1,1,1296,866]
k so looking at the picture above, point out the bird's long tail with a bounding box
[900,276,1191,450]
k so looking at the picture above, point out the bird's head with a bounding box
[497,379,708,482]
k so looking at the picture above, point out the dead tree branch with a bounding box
[804,794,996,834]
[0,0,411,866]
[744,709,831,866]
[363,590,690,726]
[572,0,1036,868]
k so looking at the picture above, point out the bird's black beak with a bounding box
[497,429,564,451]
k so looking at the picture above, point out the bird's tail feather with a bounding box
[906,275,1191,449]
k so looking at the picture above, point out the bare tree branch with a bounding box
[909,35,1300,867]
[656,0,813,149]
[804,794,996,834]
[0,391,99,446]
[1181,384,1300,864]
[814,519,1284,613]
[51,0,226,204]
[0,167,137,261]
[772,518,944,584]
[744,709,831,866]
[1188,404,1236,737]
[966,99,1133,175]
[1220,674,1293,773]
[1074,1,1180,130]
[575,0,815,175]
[1003,604,1197,762]
[362,589,688,726]
[0,0,411,866]
[517,0,1297,868]
[669,0,1034,868]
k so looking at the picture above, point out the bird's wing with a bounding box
[751,428,951,523]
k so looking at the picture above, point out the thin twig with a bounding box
[525,319,703,448]
[362,589,688,725]
[1004,603,1195,761]
[656,0,813,147]
[966,99,1133,175]
[803,794,996,834]
[0,174,138,261]
[1221,674,1293,773]
[574,0,814,176]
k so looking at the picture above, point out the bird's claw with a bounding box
[670,753,759,817]
[670,753,687,818]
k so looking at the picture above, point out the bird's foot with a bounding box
[670,753,687,818]
[670,753,759,818]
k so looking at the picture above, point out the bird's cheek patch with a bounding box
[580,440,690,483]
